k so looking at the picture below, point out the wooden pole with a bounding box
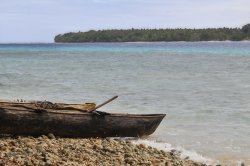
[89,96,118,112]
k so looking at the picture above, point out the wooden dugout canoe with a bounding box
[0,101,165,138]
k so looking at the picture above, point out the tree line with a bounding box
[54,24,250,42]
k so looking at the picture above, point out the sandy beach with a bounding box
[0,135,207,166]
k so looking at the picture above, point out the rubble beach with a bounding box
[0,135,208,166]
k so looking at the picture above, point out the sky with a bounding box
[0,0,250,43]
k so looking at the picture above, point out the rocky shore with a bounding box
[0,135,207,166]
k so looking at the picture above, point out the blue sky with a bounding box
[0,0,250,43]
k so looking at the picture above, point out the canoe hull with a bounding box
[0,108,165,138]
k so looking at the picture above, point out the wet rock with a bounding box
[47,133,56,139]
[138,144,146,149]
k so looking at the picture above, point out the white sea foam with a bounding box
[131,139,213,165]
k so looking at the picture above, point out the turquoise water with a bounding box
[1,42,250,164]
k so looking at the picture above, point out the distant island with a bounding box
[55,23,250,42]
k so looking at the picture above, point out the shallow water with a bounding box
[1,42,250,165]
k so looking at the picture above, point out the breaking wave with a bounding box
[131,139,214,165]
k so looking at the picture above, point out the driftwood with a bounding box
[0,101,165,137]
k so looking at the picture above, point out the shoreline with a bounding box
[0,135,207,166]
[0,40,250,45]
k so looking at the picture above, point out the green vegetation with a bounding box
[55,24,250,42]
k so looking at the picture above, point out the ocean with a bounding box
[1,42,250,165]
